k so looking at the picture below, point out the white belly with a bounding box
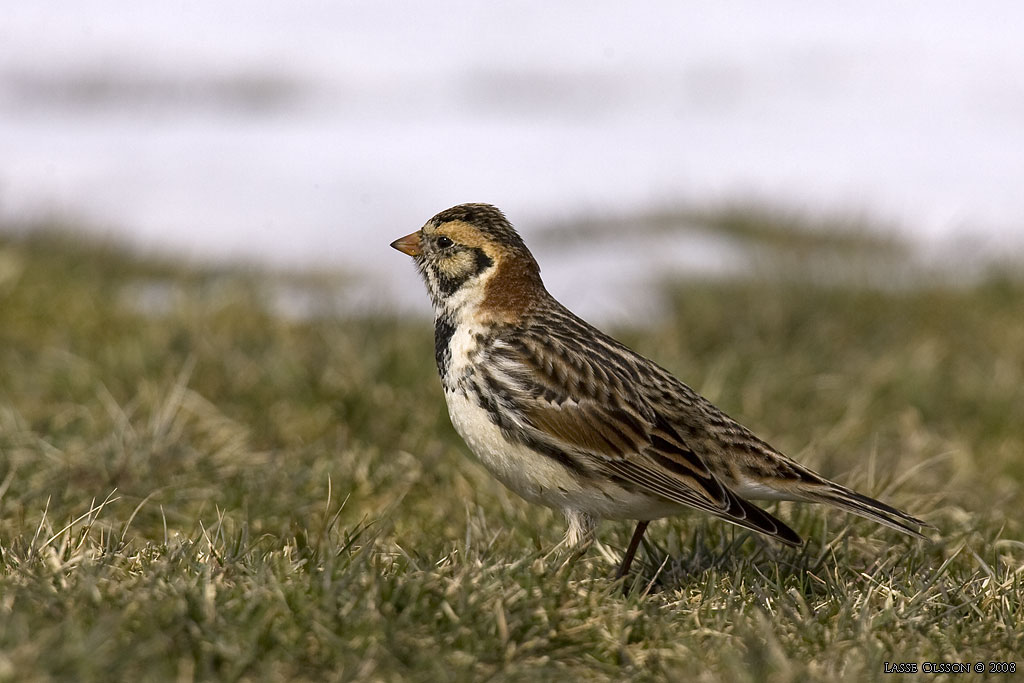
[445,390,576,506]
[444,390,684,521]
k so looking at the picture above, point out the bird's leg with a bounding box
[615,520,650,581]
[546,510,598,573]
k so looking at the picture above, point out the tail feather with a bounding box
[805,483,930,539]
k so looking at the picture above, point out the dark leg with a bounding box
[615,520,650,580]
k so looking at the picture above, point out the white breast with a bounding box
[444,321,481,381]
[441,317,569,504]
[444,389,580,507]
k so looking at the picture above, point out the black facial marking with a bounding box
[434,314,455,376]
[471,247,493,275]
[433,246,494,298]
[437,272,462,297]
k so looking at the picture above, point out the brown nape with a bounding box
[481,251,545,322]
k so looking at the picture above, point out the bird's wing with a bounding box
[484,328,803,545]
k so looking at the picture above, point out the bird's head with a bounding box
[391,203,545,321]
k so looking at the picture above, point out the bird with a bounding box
[391,203,929,579]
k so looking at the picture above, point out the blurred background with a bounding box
[3,1,1023,320]
[4,7,1024,674]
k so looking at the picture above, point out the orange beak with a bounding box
[390,231,422,257]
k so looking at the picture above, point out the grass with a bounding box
[0,216,1022,682]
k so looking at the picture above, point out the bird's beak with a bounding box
[390,231,422,257]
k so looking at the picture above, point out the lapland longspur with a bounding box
[392,203,928,578]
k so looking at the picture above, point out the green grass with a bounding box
[1,217,1022,682]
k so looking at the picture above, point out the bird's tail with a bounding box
[799,482,930,539]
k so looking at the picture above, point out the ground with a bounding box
[0,212,1021,682]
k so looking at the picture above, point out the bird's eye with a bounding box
[437,236,454,248]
